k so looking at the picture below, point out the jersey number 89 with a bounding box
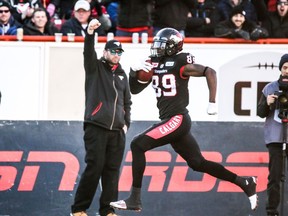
[152,74,176,97]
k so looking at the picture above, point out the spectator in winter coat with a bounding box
[46,0,75,20]
[253,0,288,38]
[60,0,106,36]
[61,0,91,36]
[214,5,268,40]
[23,8,59,35]
[8,0,44,24]
[88,0,111,33]
[0,0,22,35]
[103,0,118,34]
[152,0,194,36]
[217,0,257,22]
[186,0,221,37]
[109,0,153,37]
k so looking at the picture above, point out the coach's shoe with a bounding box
[70,211,88,216]
[266,210,279,216]
[106,213,118,216]
[241,177,258,210]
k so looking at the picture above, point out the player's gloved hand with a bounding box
[207,102,217,115]
[131,60,153,72]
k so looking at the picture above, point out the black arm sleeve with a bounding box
[84,33,97,74]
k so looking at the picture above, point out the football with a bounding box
[136,60,154,83]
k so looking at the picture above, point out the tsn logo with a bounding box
[0,151,268,192]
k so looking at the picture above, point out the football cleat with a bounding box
[242,177,259,210]
[110,199,142,212]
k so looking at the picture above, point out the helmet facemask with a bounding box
[150,39,167,57]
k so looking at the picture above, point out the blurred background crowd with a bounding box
[0,0,287,40]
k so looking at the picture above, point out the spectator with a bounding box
[40,0,51,8]
[46,0,75,20]
[250,0,267,23]
[186,0,221,37]
[217,0,257,22]
[60,0,106,36]
[103,0,118,34]
[267,0,277,12]
[88,0,111,33]
[152,0,194,36]
[214,5,268,40]
[0,0,22,35]
[107,0,152,37]
[60,0,90,36]
[8,0,44,24]
[23,8,59,35]
[253,0,288,38]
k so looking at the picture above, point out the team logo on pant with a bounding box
[146,115,183,139]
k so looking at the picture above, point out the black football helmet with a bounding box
[150,28,184,58]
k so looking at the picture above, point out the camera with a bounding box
[275,90,288,119]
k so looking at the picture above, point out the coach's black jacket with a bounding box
[83,34,131,131]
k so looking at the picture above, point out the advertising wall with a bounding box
[0,120,273,216]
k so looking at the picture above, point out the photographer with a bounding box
[257,53,288,216]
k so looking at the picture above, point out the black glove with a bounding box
[235,29,250,40]
[250,27,269,41]
[250,28,262,41]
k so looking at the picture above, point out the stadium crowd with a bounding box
[0,0,287,39]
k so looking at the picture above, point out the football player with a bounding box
[110,27,258,213]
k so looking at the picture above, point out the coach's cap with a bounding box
[230,5,246,18]
[0,0,11,9]
[279,54,288,70]
[105,39,124,52]
[74,0,90,11]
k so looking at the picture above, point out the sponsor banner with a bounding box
[0,121,285,215]
[0,42,287,121]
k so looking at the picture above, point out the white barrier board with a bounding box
[0,42,285,121]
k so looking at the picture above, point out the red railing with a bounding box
[0,35,288,44]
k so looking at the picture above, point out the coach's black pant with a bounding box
[71,124,125,216]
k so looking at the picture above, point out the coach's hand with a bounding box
[87,19,101,35]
